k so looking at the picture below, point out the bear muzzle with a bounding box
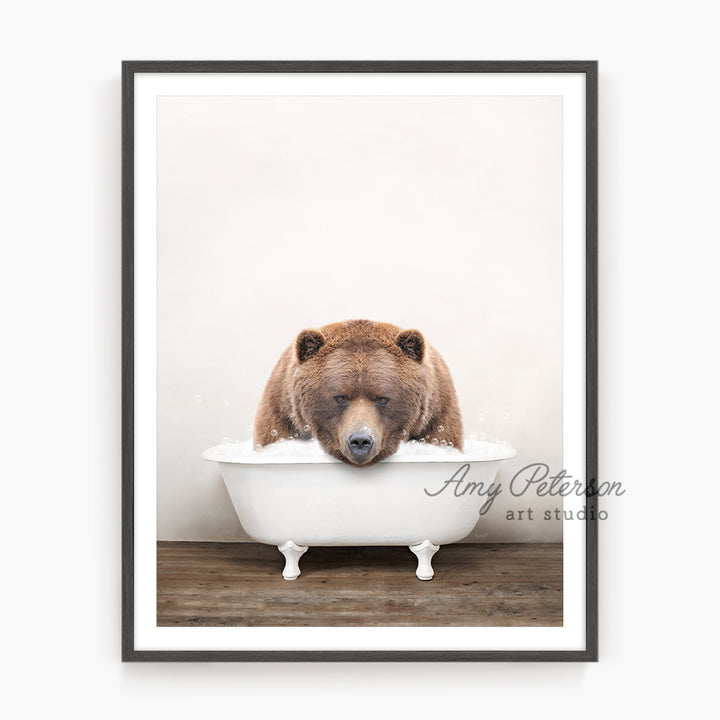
[340,422,382,465]
[347,431,374,460]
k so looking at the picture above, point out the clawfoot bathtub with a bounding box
[203,440,516,581]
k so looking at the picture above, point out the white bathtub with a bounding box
[203,440,516,580]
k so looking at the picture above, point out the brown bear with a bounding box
[254,319,463,466]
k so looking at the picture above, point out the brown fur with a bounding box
[254,319,463,466]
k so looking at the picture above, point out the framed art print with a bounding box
[122,61,598,661]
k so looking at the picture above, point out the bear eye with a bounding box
[376,397,389,406]
[335,395,348,405]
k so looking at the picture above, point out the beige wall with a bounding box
[157,95,564,541]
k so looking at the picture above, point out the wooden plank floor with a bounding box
[157,542,562,627]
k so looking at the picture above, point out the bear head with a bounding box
[291,320,429,466]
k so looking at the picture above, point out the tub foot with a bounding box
[278,541,308,580]
[409,540,440,580]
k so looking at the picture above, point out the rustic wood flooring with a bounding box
[157,541,562,627]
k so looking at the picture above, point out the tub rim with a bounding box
[202,441,517,465]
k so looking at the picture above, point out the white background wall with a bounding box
[2,0,718,718]
[156,94,563,542]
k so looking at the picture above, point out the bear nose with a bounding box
[347,432,374,458]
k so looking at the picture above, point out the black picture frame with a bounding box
[122,60,598,662]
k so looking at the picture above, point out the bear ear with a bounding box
[296,329,326,362]
[396,329,425,363]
